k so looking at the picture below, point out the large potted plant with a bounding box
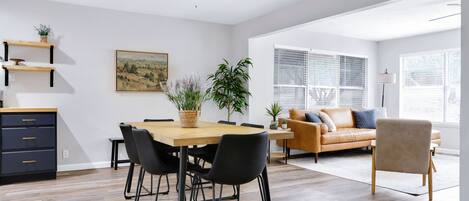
[34,24,51,43]
[207,58,253,121]
[164,77,207,128]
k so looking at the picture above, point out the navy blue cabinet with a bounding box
[0,110,57,184]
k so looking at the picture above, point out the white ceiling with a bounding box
[47,0,304,25]
[299,0,461,41]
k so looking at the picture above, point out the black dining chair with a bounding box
[132,128,187,201]
[190,120,237,165]
[120,123,168,199]
[143,119,179,155]
[190,132,269,201]
[241,123,271,162]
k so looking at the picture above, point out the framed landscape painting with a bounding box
[116,50,168,91]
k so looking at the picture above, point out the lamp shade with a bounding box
[376,72,396,84]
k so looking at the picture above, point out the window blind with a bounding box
[274,48,368,110]
[274,49,307,109]
[400,50,460,123]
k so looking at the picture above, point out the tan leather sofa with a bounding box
[277,108,441,163]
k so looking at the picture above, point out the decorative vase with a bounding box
[40,35,48,43]
[281,124,287,129]
[269,121,278,130]
[179,110,199,128]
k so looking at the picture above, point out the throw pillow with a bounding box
[320,123,329,134]
[318,112,336,132]
[305,112,322,123]
[353,109,377,129]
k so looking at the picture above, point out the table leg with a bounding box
[261,166,271,201]
[284,139,288,164]
[178,146,188,201]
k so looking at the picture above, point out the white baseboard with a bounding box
[58,161,130,172]
[437,148,460,156]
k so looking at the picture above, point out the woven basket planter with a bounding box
[179,110,199,128]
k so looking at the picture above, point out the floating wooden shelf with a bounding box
[2,65,55,87]
[4,40,54,48]
[3,40,54,64]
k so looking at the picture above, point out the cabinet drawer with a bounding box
[2,127,55,151]
[1,150,56,175]
[2,114,55,127]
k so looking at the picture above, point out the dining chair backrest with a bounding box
[240,123,264,129]
[143,119,174,122]
[217,120,236,125]
[207,132,268,185]
[119,123,140,164]
[376,119,432,174]
[132,128,174,174]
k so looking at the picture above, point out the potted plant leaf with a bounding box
[266,102,282,129]
[34,24,51,43]
[164,76,208,128]
[207,58,253,121]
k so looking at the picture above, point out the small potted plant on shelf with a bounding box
[164,76,208,128]
[279,118,288,129]
[34,24,51,43]
[266,102,282,130]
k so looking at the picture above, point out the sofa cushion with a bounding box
[321,128,375,145]
[321,108,355,128]
[305,112,322,123]
[319,112,336,132]
[320,123,329,134]
[353,109,376,129]
[289,108,307,121]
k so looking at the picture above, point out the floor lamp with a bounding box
[377,68,396,107]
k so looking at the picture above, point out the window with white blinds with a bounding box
[274,48,368,110]
[400,49,461,123]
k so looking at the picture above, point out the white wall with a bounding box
[248,30,378,126]
[377,29,461,150]
[460,2,468,200]
[0,0,232,169]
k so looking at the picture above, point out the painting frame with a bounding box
[115,50,169,92]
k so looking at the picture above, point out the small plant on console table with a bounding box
[207,58,253,121]
[266,102,282,129]
[163,76,208,128]
[34,24,51,43]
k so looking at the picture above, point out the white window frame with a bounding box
[399,48,460,127]
[274,45,369,110]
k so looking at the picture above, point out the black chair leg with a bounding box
[124,163,135,199]
[134,167,145,201]
[114,142,119,170]
[212,182,216,201]
[257,176,265,201]
[236,185,240,201]
[219,184,223,200]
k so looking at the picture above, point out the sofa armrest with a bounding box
[277,119,322,153]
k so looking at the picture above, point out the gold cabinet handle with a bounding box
[22,119,37,122]
[21,136,37,140]
[22,160,37,164]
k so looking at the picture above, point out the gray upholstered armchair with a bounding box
[371,119,434,200]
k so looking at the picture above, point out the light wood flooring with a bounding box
[0,161,458,201]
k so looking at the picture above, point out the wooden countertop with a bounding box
[0,108,58,113]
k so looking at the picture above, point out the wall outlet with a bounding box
[62,149,69,159]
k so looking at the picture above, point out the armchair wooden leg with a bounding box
[432,160,437,172]
[422,174,426,186]
[371,147,376,194]
[429,154,433,201]
[314,153,318,163]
